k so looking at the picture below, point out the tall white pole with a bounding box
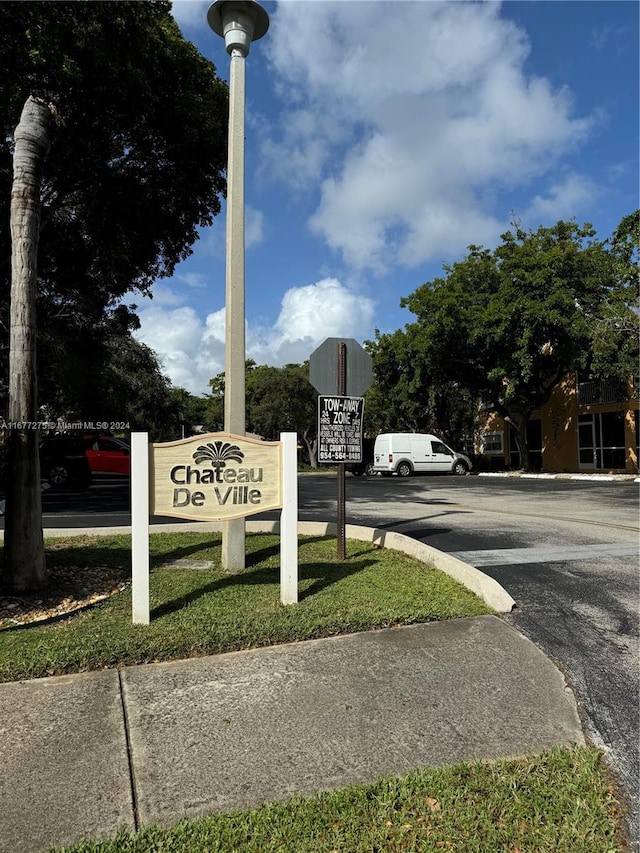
[208,0,269,571]
[222,45,247,571]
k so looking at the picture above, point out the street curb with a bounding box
[477,471,638,482]
[39,520,516,614]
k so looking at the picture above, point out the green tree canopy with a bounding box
[386,215,637,469]
[246,363,318,464]
[365,326,475,449]
[0,0,228,414]
[589,209,640,383]
[167,387,210,440]
[205,362,319,463]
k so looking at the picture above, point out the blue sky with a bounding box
[133,0,639,395]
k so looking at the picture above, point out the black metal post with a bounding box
[337,341,346,560]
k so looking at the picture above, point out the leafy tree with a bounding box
[0,0,228,417]
[204,360,260,435]
[608,209,640,291]
[364,329,425,434]
[0,2,227,308]
[204,362,318,463]
[589,209,640,385]
[98,336,178,441]
[246,363,318,465]
[400,217,636,469]
[0,1,228,592]
[365,327,475,448]
[167,387,209,440]
[205,371,226,433]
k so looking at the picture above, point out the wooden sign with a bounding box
[131,432,298,624]
[150,433,282,521]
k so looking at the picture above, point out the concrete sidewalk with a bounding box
[0,615,585,853]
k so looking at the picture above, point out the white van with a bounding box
[372,433,472,477]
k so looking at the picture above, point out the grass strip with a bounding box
[0,532,491,682]
[49,745,623,852]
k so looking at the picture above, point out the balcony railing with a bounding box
[578,379,630,406]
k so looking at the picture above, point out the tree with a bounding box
[0,3,227,308]
[246,363,319,465]
[400,218,634,469]
[589,210,640,385]
[167,387,209,440]
[365,327,475,448]
[0,2,228,591]
[98,335,178,441]
[4,98,54,591]
[205,371,226,433]
[0,1,228,415]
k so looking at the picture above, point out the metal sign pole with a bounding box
[309,336,372,563]
[337,341,346,560]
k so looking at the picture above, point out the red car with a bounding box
[83,436,130,475]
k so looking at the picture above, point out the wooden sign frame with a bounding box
[131,432,299,624]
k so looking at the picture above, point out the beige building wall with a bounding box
[477,373,639,473]
[540,374,578,472]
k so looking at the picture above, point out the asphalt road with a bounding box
[13,472,640,846]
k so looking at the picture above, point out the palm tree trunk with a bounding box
[2,97,52,592]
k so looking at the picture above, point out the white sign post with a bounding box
[131,431,150,625]
[130,431,298,624]
[280,432,298,604]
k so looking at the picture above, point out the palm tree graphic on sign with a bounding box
[192,441,244,476]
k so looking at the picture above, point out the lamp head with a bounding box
[207,0,270,56]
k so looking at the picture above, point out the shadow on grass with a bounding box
[150,556,375,618]
[144,534,336,570]
[297,558,376,601]
[245,535,336,568]
[45,544,132,573]
[38,533,380,620]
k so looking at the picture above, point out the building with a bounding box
[477,374,639,474]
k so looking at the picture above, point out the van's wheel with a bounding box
[452,460,469,475]
[397,461,412,477]
[365,462,376,476]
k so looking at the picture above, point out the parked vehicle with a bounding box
[372,433,472,477]
[83,435,130,475]
[345,437,376,476]
[40,436,92,488]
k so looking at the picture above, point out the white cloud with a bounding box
[145,284,185,307]
[170,0,210,31]
[522,173,599,226]
[263,1,595,272]
[134,278,375,395]
[246,207,265,248]
[177,271,207,289]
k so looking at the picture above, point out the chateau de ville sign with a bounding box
[151,434,282,520]
[130,431,299,624]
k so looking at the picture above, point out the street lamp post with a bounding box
[207,0,269,571]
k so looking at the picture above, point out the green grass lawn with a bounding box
[50,746,622,853]
[0,531,491,681]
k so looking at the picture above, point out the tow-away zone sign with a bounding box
[318,395,364,464]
